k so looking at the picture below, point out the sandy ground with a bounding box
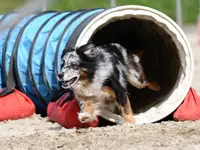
[1,25,200,150]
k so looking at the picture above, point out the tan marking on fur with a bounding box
[120,96,135,123]
[147,81,161,91]
[82,99,95,114]
[102,86,116,98]
[135,51,144,59]
[103,86,135,123]
[141,72,146,81]
[73,69,95,97]
[80,68,88,78]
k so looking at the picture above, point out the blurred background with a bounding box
[0,0,199,25]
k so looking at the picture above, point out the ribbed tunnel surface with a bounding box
[0,9,104,115]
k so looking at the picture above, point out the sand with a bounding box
[1,25,200,150]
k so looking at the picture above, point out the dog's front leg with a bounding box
[111,84,134,123]
[117,89,135,123]
[77,97,99,123]
[110,75,135,123]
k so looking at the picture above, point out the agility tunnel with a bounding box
[0,5,193,124]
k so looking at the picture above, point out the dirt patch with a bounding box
[1,114,200,150]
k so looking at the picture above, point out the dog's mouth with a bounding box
[62,77,78,89]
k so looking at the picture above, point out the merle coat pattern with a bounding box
[58,42,134,123]
[76,42,129,107]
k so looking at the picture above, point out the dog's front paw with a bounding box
[122,114,135,124]
[78,112,97,123]
[124,117,135,124]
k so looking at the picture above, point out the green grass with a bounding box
[0,0,199,23]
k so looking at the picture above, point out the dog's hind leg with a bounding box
[146,81,161,91]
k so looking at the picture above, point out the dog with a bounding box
[58,42,135,123]
[57,47,123,123]
[58,42,161,124]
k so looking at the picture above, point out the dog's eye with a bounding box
[71,62,79,70]
[72,65,79,70]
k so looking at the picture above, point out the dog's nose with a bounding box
[57,72,64,80]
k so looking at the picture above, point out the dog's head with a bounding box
[57,48,80,89]
[58,42,103,89]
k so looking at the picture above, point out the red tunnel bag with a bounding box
[173,87,200,121]
[47,91,99,128]
[0,89,35,121]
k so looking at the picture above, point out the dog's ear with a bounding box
[76,41,102,61]
[76,41,95,55]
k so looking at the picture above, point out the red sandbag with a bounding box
[173,87,200,121]
[0,89,35,121]
[47,93,99,128]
